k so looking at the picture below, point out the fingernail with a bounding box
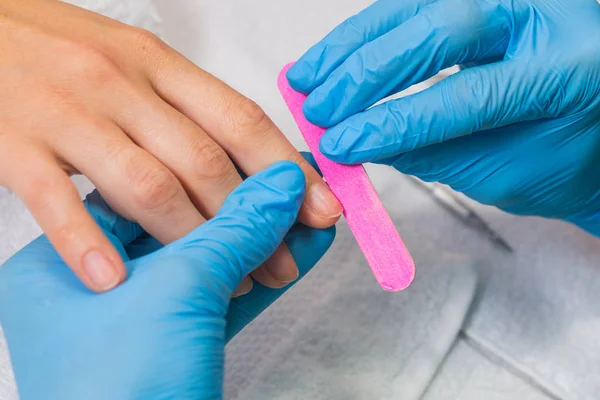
[83,250,120,292]
[264,246,299,284]
[306,181,343,219]
[233,277,253,298]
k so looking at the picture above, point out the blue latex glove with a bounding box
[0,161,335,400]
[288,0,600,235]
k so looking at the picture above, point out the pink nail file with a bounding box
[278,62,415,291]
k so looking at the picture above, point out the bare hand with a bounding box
[0,0,342,293]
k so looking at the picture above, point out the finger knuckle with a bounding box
[126,157,181,211]
[51,222,82,247]
[22,180,56,213]
[64,44,124,88]
[229,97,269,137]
[132,168,180,211]
[188,139,235,180]
[129,27,169,56]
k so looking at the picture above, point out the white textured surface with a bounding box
[461,200,600,400]
[228,247,477,400]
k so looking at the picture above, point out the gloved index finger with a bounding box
[302,0,512,128]
[287,0,436,93]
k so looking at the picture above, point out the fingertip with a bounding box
[286,61,314,94]
[232,276,254,298]
[296,153,342,228]
[318,129,346,163]
[297,206,341,229]
[255,244,299,288]
[304,178,342,215]
[207,160,308,244]
[318,122,383,165]
[17,174,128,293]
[260,160,307,199]
[303,92,334,128]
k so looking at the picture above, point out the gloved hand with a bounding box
[0,161,335,400]
[288,0,600,235]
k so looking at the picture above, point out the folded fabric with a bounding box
[462,199,600,400]
[225,215,478,400]
[422,339,552,400]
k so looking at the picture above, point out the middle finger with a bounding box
[112,85,300,286]
[113,86,241,217]
[144,50,343,229]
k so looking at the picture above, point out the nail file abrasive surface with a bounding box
[278,63,415,291]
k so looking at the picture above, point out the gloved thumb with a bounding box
[153,161,306,297]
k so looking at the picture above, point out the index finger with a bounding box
[144,44,342,229]
[286,0,437,93]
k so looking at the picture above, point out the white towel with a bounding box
[225,220,478,400]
